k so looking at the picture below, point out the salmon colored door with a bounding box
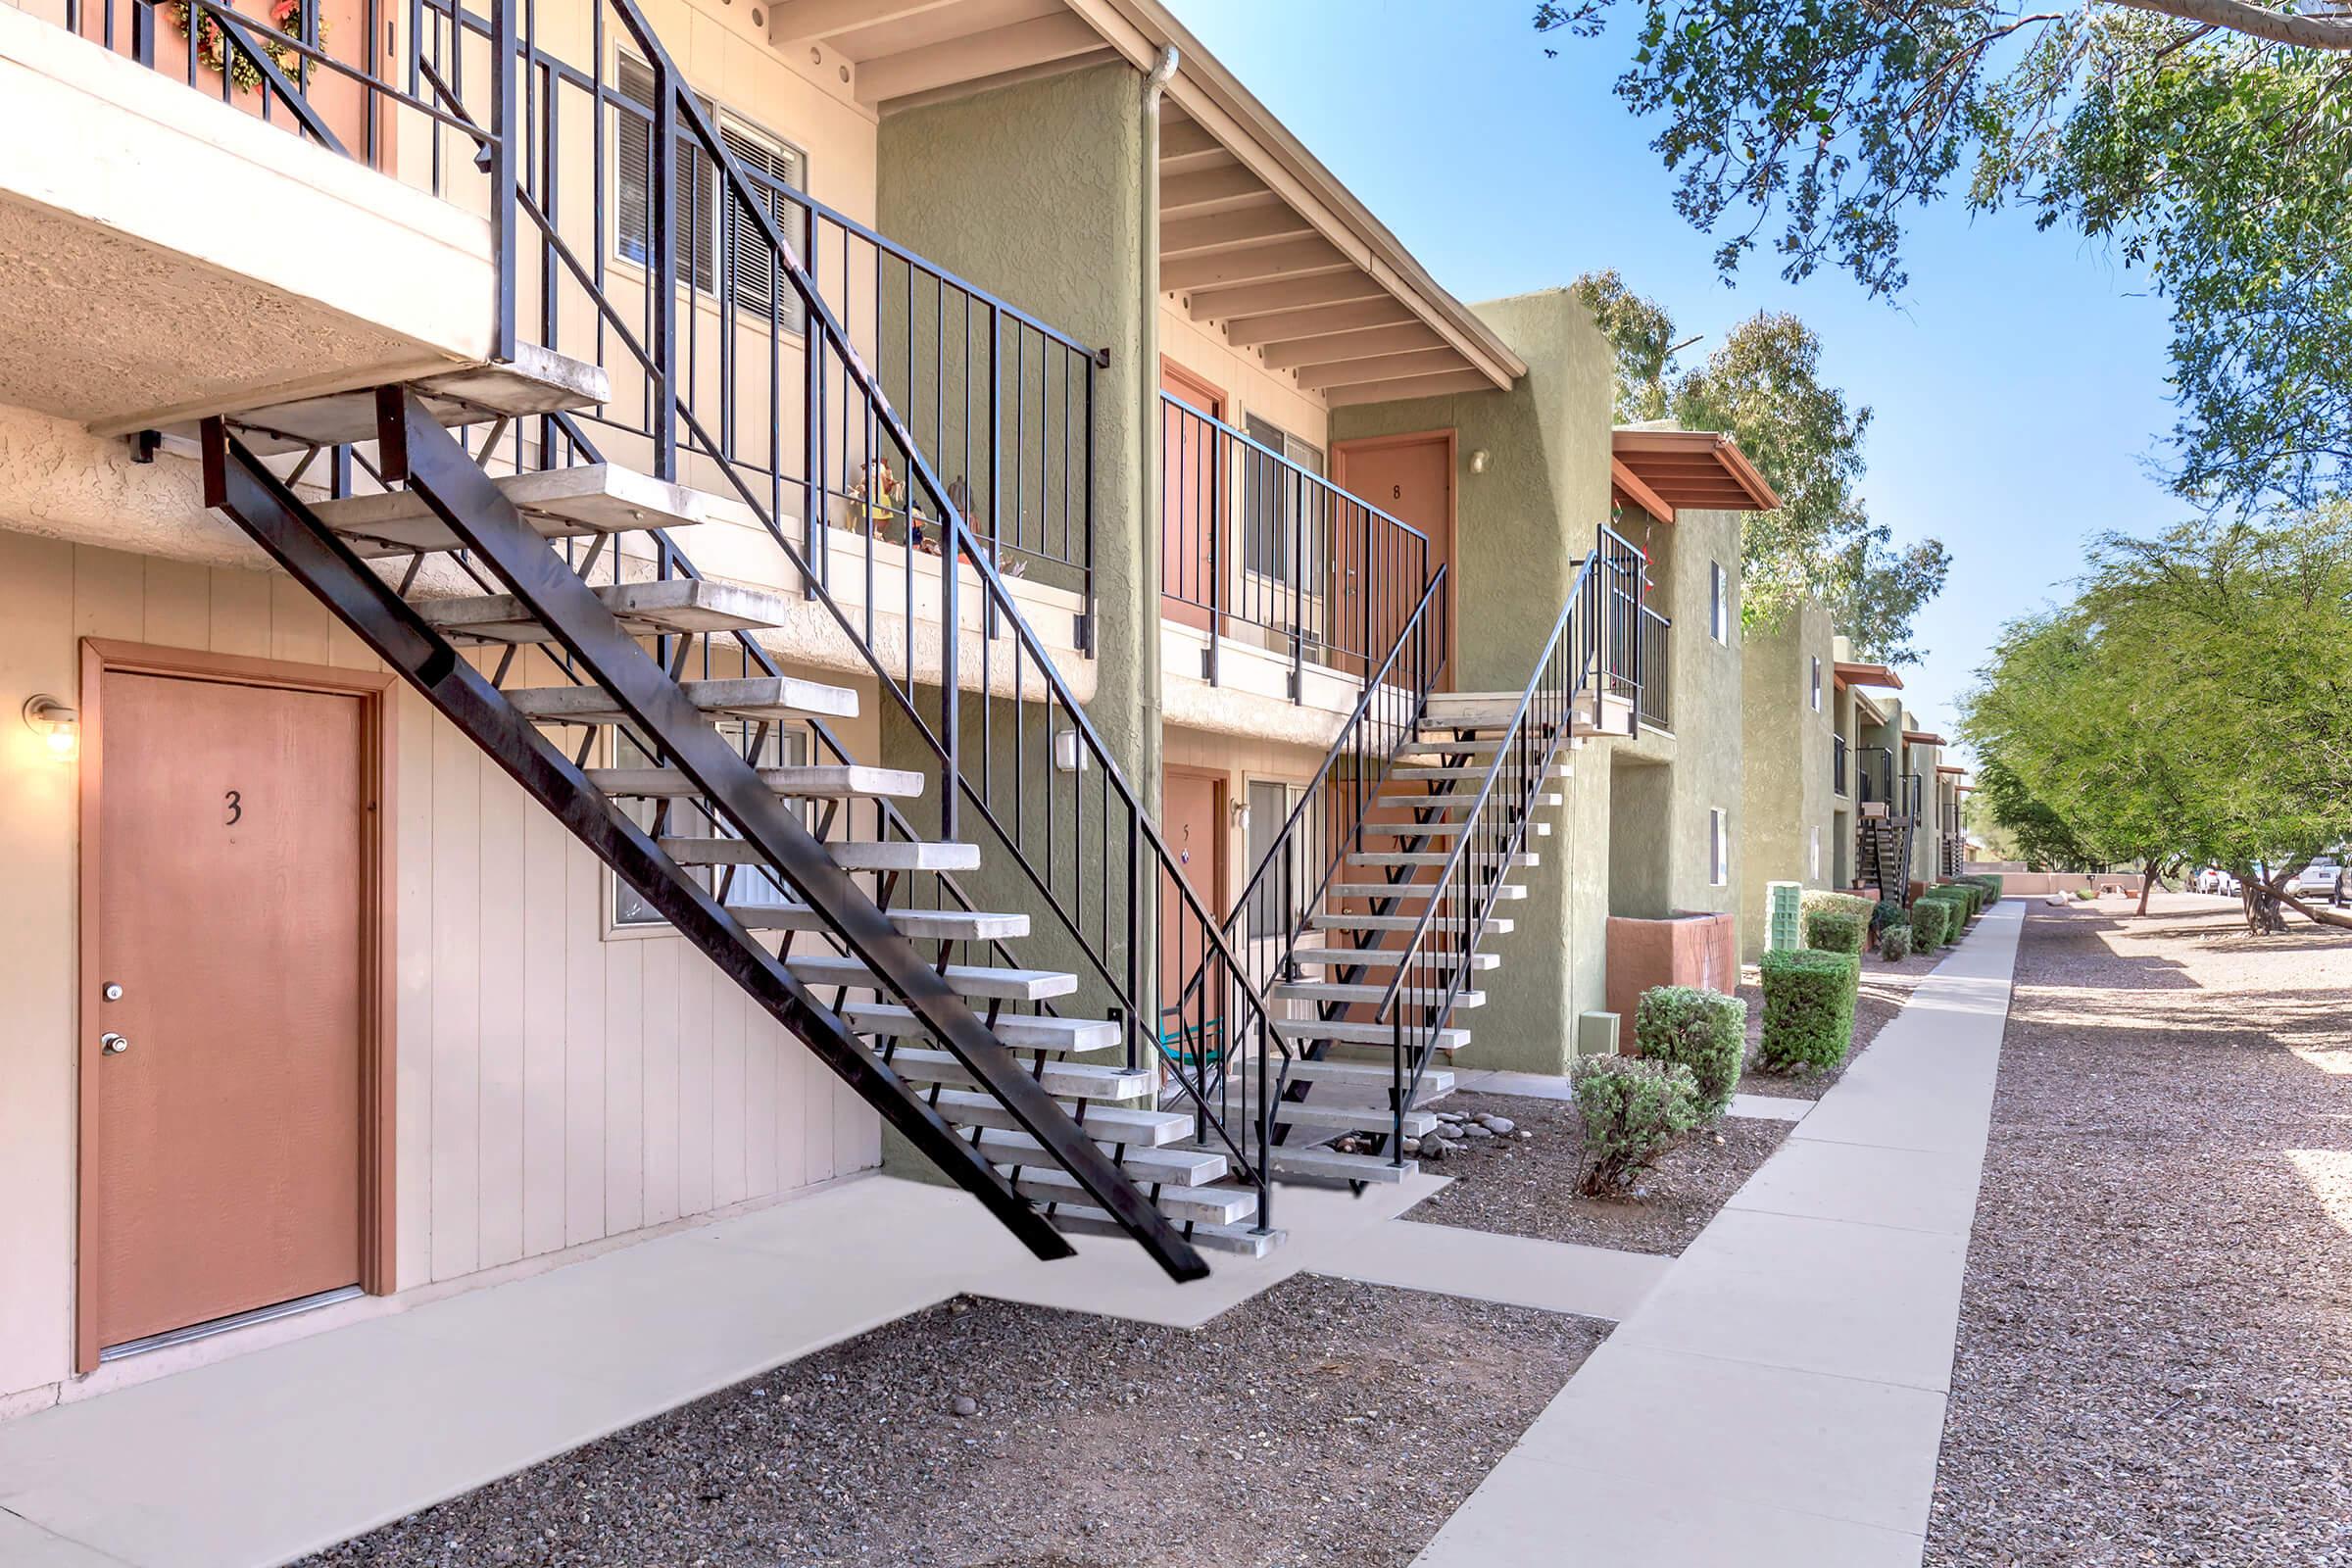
[86,668,368,1353]
[80,0,384,162]
[1159,363,1226,634]
[1158,766,1226,1068]
[1335,432,1455,686]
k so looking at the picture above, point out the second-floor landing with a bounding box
[0,3,511,437]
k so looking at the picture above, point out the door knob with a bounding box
[100,1033,130,1056]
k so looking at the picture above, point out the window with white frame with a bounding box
[1810,656,1823,711]
[1709,807,1729,887]
[615,56,808,329]
[1710,562,1729,643]
[611,721,810,929]
[1241,414,1328,586]
[1243,777,1320,943]
[1810,824,1821,880]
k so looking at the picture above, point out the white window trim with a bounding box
[605,721,812,938]
[1709,807,1730,887]
[612,53,812,336]
[1709,562,1729,644]
[1810,655,1823,711]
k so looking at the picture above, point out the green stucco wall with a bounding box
[1737,597,1836,957]
[870,63,1151,1179]
[1328,290,1613,1074]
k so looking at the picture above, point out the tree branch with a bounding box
[2104,0,2352,50]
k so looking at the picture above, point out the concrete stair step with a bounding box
[421,578,788,643]
[1358,818,1549,838]
[1348,851,1539,869]
[882,1047,1149,1102]
[786,954,1075,1003]
[1310,911,1513,935]
[1271,981,1485,1008]
[929,1090,1192,1147]
[1271,1102,1439,1138]
[205,345,607,453]
[725,902,1028,942]
[1016,1170,1255,1226]
[1053,1207,1282,1257]
[1281,1059,1455,1096]
[851,1003,1119,1054]
[1289,947,1498,972]
[1271,1017,1471,1051]
[664,837,979,872]
[1375,791,1562,811]
[589,764,922,801]
[1267,1144,1416,1184]
[975,1132,1227,1186]
[508,673,858,725]
[313,463,760,557]
[1326,881,1526,902]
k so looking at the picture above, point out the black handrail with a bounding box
[1371,527,1643,1148]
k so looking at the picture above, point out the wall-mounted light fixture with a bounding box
[1053,728,1087,773]
[22,695,77,761]
[1469,450,1491,475]
[1230,800,1250,832]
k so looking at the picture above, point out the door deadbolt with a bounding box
[103,983,123,1002]
[100,1033,130,1056]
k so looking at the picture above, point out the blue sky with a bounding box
[1166,0,2188,749]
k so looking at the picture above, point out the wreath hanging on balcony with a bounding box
[169,0,318,93]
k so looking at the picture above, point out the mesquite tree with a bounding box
[1537,1,2352,512]
[1960,506,2352,931]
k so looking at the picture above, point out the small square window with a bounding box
[1709,563,1729,644]
[1709,807,1729,887]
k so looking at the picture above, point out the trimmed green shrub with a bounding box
[1573,1054,1699,1195]
[1634,985,1748,1122]
[1879,922,1913,961]
[1756,948,1861,1073]
[1800,889,1878,929]
[1870,897,1904,936]
[1910,897,1952,950]
[1803,906,1867,956]
[1968,873,2005,902]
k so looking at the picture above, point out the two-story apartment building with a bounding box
[1,0,1793,1418]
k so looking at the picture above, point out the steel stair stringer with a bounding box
[200,404,1209,1284]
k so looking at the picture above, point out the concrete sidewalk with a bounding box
[1414,900,2023,1566]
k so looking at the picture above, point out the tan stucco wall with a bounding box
[0,529,884,1410]
[1737,597,1836,957]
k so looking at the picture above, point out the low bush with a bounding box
[1756,947,1860,1073]
[1801,889,1879,930]
[1879,922,1913,961]
[2073,887,2093,901]
[1870,897,1904,936]
[1634,985,1747,1121]
[1972,873,2005,902]
[1802,906,1867,956]
[1932,886,1979,925]
[1573,1054,1699,1195]
[1910,897,1951,950]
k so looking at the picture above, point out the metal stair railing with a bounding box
[1372,528,1645,1153]
[122,0,1282,1261]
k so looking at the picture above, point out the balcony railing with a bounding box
[1635,604,1671,729]
[1158,393,1427,697]
[1833,732,1848,797]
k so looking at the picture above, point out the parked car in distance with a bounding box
[2286,859,2342,899]
[2194,866,2238,896]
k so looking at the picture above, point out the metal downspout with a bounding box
[1138,44,1177,815]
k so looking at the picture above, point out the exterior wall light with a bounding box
[23,696,78,761]
[1053,728,1087,773]
[1469,450,1491,474]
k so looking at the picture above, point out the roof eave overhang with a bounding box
[1834,660,1904,691]
[1068,0,1523,396]
[1610,428,1782,514]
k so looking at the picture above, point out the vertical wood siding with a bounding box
[0,534,884,1396]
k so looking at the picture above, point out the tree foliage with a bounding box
[1959,505,2352,917]
[1537,2,2352,511]
[1573,271,1950,662]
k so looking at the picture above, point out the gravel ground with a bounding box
[1737,940,1940,1101]
[1403,1090,1789,1254]
[294,1273,1606,1568]
[1928,895,2352,1565]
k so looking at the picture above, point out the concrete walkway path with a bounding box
[1413,900,2022,1566]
